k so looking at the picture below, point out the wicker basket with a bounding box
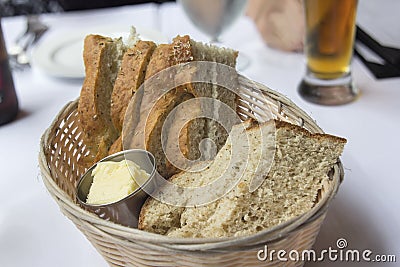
[39,75,343,267]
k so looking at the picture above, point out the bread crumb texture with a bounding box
[139,120,346,238]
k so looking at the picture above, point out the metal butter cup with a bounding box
[76,149,156,228]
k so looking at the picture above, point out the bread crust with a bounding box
[134,35,239,178]
[129,37,196,178]
[111,40,156,132]
[78,35,123,166]
[108,135,122,155]
[138,119,347,235]
[273,119,347,144]
[133,90,194,178]
[78,34,238,176]
[145,44,175,80]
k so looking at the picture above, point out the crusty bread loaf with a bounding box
[123,43,178,176]
[77,34,126,167]
[111,40,156,133]
[163,97,203,177]
[138,90,194,178]
[164,36,239,177]
[144,44,175,80]
[138,119,346,238]
[78,32,238,173]
[128,35,238,178]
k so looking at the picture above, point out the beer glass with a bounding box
[298,0,359,105]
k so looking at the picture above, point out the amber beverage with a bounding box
[298,0,359,106]
[304,0,358,79]
[0,19,19,125]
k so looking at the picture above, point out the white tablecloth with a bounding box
[0,1,399,266]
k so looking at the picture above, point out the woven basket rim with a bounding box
[39,74,343,252]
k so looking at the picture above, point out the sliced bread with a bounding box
[164,36,239,176]
[77,34,126,167]
[127,35,238,178]
[111,40,156,133]
[138,119,346,238]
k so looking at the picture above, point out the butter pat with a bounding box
[86,159,150,205]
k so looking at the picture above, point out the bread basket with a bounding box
[39,75,343,267]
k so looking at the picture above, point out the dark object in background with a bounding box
[355,25,400,79]
[0,0,175,17]
[0,20,19,126]
[0,0,63,17]
[58,0,175,11]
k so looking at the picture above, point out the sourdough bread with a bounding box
[138,119,346,238]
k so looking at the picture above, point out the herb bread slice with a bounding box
[138,119,346,238]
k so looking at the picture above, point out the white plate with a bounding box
[31,26,169,79]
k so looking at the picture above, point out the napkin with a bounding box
[246,0,304,52]
[355,26,400,79]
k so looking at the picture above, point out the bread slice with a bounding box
[138,119,346,238]
[128,35,238,178]
[77,34,126,167]
[164,36,239,177]
[108,135,122,155]
[111,40,156,133]
[132,90,194,178]
[163,97,204,177]
[145,44,175,80]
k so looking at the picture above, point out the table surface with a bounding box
[0,1,399,266]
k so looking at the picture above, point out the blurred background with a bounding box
[1,1,399,267]
[0,0,175,16]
